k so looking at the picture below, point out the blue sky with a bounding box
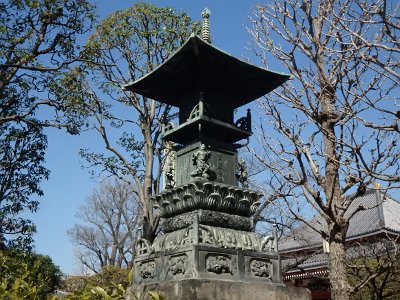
[30,0,266,274]
[28,0,400,275]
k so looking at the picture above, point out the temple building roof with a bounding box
[124,34,290,108]
[280,189,400,278]
[279,189,400,253]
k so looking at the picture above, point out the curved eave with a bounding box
[123,35,290,109]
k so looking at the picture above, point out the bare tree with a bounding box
[343,1,400,133]
[68,180,141,273]
[249,0,399,299]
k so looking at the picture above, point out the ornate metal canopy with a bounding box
[129,10,293,294]
[123,34,290,109]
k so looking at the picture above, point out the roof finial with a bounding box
[201,8,211,43]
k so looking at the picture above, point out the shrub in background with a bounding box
[0,249,62,299]
[61,266,131,299]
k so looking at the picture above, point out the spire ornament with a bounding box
[201,8,211,43]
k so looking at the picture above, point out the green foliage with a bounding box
[87,265,131,291]
[349,254,400,300]
[61,266,165,300]
[0,0,96,130]
[0,255,163,300]
[0,249,63,299]
[148,291,165,300]
[62,266,131,297]
[0,123,48,249]
[83,2,200,77]
[64,284,127,300]
[0,0,95,249]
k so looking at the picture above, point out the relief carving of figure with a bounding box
[235,158,249,188]
[225,232,236,248]
[168,255,186,275]
[206,255,232,274]
[163,142,175,189]
[191,144,211,180]
[251,260,271,278]
[140,261,156,279]
[164,162,175,189]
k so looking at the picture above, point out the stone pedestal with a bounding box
[126,279,311,300]
[129,180,311,299]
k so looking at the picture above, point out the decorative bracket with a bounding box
[235,108,252,132]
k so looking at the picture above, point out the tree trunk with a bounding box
[140,114,158,243]
[320,88,352,300]
[330,239,351,300]
[142,216,155,242]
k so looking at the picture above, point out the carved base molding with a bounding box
[133,245,281,286]
[151,224,273,253]
[152,180,263,218]
[161,209,253,232]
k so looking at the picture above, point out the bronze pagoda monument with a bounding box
[125,9,310,300]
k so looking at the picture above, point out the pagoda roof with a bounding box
[123,34,290,109]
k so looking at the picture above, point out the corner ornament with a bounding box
[235,108,251,132]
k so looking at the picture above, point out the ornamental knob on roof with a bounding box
[201,8,211,43]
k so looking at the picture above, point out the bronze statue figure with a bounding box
[191,144,211,180]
